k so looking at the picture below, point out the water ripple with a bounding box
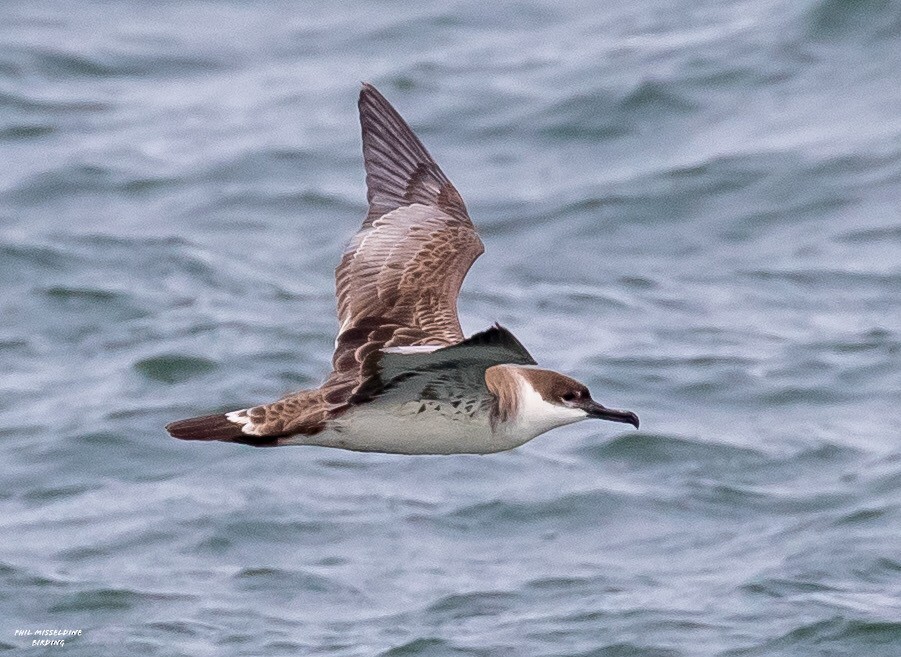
[1,1,899,655]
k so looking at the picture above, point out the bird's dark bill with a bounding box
[582,401,640,428]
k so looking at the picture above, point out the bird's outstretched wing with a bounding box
[330,83,484,389]
[168,84,490,445]
[350,324,536,405]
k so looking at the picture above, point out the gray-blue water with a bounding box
[2,1,900,655]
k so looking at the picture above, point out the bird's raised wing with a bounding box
[350,324,536,405]
[331,83,484,383]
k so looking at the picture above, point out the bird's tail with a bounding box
[165,411,278,447]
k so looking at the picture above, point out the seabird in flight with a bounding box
[166,83,638,454]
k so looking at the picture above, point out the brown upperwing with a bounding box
[168,84,487,443]
[328,83,485,400]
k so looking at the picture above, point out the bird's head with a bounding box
[486,365,639,440]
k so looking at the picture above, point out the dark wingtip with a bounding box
[358,82,388,111]
[457,324,536,365]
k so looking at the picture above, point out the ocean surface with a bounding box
[1,1,900,655]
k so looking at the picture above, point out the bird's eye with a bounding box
[562,392,576,402]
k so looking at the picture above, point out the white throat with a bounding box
[508,374,587,441]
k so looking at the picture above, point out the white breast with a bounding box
[287,402,516,455]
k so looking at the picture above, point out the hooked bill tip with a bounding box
[584,402,639,429]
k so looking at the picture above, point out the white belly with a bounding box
[285,401,525,455]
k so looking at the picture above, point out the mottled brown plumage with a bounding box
[167,83,485,443]
[334,84,483,350]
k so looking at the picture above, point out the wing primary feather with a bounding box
[451,324,537,364]
[358,83,469,222]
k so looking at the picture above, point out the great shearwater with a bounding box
[166,83,639,454]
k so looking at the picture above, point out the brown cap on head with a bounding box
[516,368,588,402]
[516,367,640,428]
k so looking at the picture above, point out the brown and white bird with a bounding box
[166,83,638,454]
